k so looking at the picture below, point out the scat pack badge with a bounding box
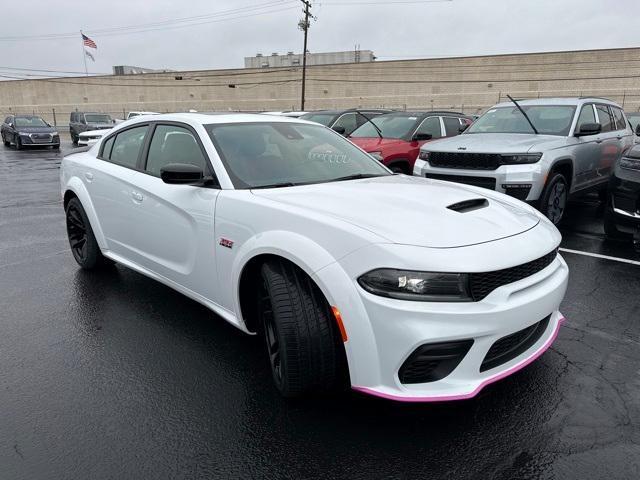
[219,238,234,249]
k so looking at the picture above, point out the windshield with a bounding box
[14,116,48,128]
[350,114,420,139]
[299,113,336,126]
[467,105,576,136]
[206,122,390,189]
[85,114,112,124]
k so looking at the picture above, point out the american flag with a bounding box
[82,33,97,49]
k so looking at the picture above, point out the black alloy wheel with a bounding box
[66,202,89,264]
[258,276,284,389]
[65,197,111,269]
[540,173,568,225]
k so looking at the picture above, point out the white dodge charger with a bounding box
[60,113,568,401]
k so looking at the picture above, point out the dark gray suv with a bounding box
[69,112,114,144]
[1,115,60,150]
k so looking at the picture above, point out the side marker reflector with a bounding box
[331,306,348,343]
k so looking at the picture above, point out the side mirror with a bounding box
[332,125,346,135]
[635,124,640,136]
[459,124,469,133]
[575,122,602,137]
[412,132,432,142]
[160,163,204,185]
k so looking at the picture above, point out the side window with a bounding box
[100,135,115,159]
[332,113,358,135]
[595,105,613,132]
[415,116,442,139]
[109,125,148,168]
[145,124,207,177]
[443,116,463,136]
[611,107,626,131]
[356,112,382,128]
[576,104,596,128]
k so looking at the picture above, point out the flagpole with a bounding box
[80,30,88,76]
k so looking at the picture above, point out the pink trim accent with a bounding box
[353,315,565,403]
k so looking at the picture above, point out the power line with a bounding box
[0,1,298,42]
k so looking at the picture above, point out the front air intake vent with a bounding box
[447,198,489,213]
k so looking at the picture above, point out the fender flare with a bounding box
[63,178,108,250]
[231,230,339,328]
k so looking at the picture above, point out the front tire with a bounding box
[258,260,347,397]
[539,173,568,225]
[2,134,9,147]
[15,136,22,150]
[65,198,111,269]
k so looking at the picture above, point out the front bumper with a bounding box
[313,226,568,402]
[18,133,60,146]
[414,158,546,202]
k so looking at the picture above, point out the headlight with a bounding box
[500,153,542,165]
[51,131,59,136]
[358,269,471,302]
[620,156,640,171]
[369,151,384,162]
[418,151,430,161]
[18,131,30,136]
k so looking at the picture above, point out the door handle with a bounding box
[131,191,144,202]
[84,172,94,181]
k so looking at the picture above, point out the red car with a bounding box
[349,111,473,174]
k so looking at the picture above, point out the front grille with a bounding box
[30,134,52,143]
[426,173,496,190]
[469,250,558,301]
[480,315,550,372]
[399,340,473,384]
[429,152,502,170]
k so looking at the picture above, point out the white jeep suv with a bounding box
[414,98,634,224]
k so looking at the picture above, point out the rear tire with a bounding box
[258,259,347,397]
[539,173,568,225]
[65,198,111,269]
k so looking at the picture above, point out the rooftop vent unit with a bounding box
[256,53,263,57]
[271,52,278,56]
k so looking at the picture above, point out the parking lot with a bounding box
[1,139,639,479]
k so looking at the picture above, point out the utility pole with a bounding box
[299,0,312,111]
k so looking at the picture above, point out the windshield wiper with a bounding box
[352,112,383,139]
[251,181,299,189]
[325,173,386,183]
[507,94,539,134]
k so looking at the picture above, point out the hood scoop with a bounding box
[447,198,489,213]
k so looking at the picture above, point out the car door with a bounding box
[124,122,221,300]
[88,124,150,259]
[572,103,602,190]
[594,104,619,186]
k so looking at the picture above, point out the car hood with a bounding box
[424,133,566,153]
[349,137,408,152]
[252,175,540,248]
[14,126,56,133]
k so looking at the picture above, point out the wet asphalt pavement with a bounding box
[1,141,639,480]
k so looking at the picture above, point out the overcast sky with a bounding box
[1,0,639,77]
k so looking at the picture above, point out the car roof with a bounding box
[492,97,621,108]
[303,108,391,115]
[124,112,315,126]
